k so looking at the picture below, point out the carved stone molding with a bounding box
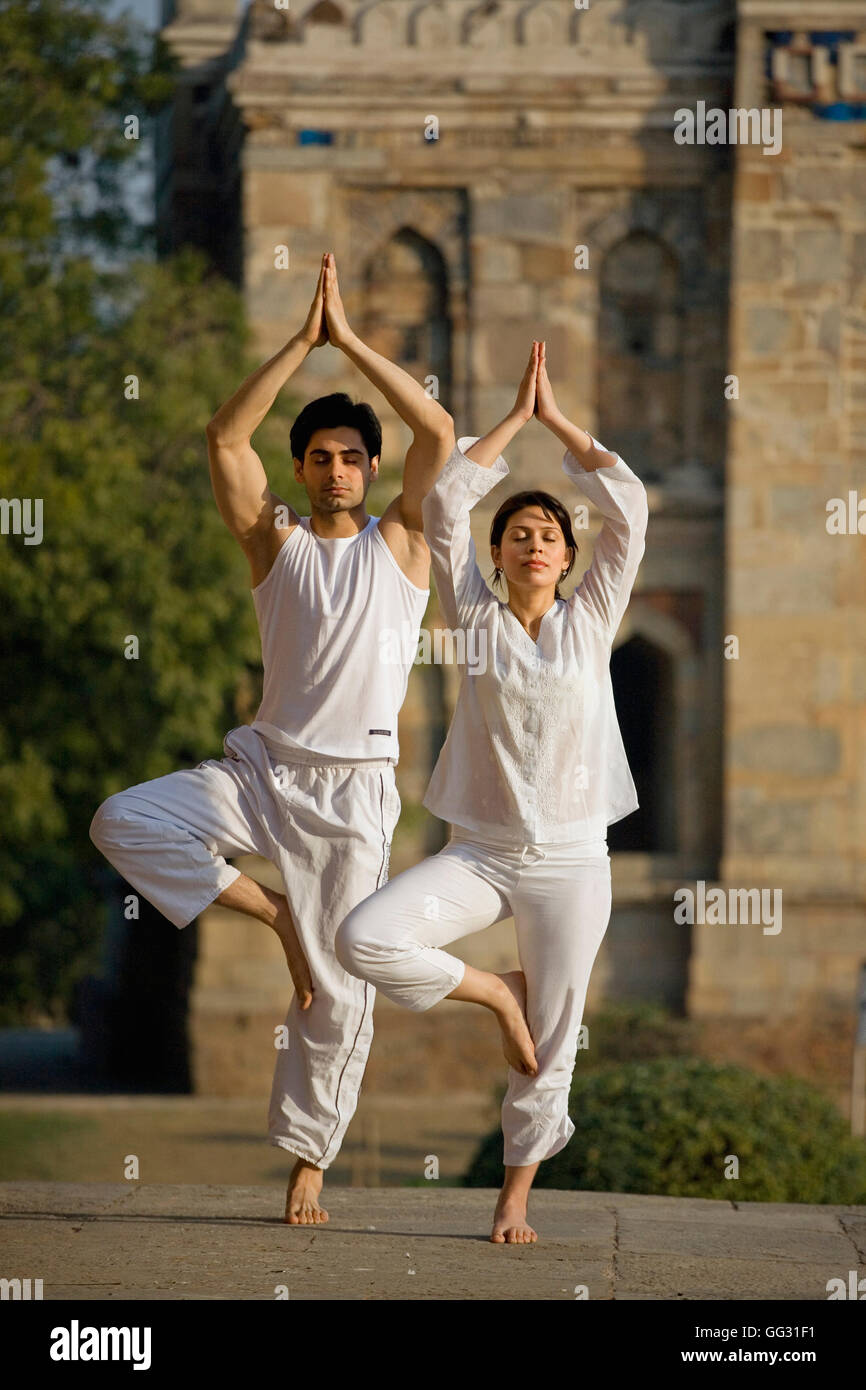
[240,0,734,58]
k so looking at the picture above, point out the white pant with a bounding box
[335,827,612,1168]
[89,723,401,1169]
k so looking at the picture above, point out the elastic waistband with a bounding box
[256,731,396,770]
[449,825,608,858]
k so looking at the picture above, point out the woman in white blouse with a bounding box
[337,340,648,1244]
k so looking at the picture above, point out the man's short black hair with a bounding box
[290,392,382,466]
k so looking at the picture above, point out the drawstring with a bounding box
[520,846,547,865]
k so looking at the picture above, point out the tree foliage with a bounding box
[0,0,300,1020]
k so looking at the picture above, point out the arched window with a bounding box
[361,228,452,408]
[598,232,682,482]
[306,0,344,22]
[608,633,676,852]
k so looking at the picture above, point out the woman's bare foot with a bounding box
[493,970,537,1076]
[445,964,536,1073]
[491,1193,538,1244]
[283,1158,329,1225]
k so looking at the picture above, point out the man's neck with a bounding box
[307,504,370,539]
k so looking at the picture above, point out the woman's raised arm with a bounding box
[420,343,540,630]
[534,341,648,641]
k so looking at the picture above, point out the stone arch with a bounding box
[608,604,695,855]
[586,189,714,475]
[360,226,453,409]
[409,0,458,48]
[303,0,344,23]
[569,0,625,46]
[354,0,409,47]
[297,0,349,46]
[341,182,469,415]
[613,600,693,660]
[587,197,704,288]
[597,229,684,482]
[609,634,671,854]
[462,0,508,48]
[516,0,570,47]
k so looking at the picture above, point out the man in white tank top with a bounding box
[90,254,455,1224]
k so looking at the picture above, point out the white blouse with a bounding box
[420,434,649,844]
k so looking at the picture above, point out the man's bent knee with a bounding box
[89,792,140,854]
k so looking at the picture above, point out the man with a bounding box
[90,252,455,1222]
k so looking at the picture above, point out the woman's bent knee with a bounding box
[335,906,380,980]
[334,909,359,975]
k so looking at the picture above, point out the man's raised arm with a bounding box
[321,254,454,568]
[206,257,329,587]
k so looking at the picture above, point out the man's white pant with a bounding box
[89,723,400,1170]
[335,828,612,1168]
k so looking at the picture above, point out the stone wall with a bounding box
[156,0,866,1101]
[705,5,866,1016]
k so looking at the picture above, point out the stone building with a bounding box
[153,0,866,1095]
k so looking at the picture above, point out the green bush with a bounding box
[463,1056,866,1203]
[575,1001,698,1068]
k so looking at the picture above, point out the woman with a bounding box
[336,340,648,1243]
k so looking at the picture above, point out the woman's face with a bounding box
[492,506,572,592]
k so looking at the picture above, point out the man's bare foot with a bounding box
[491,1194,538,1244]
[271,902,313,1009]
[493,970,537,1076]
[283,1158,329,1225]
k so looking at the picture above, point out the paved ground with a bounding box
[2,1182,864,1301]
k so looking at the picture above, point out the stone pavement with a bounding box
[1,1183,864,1301]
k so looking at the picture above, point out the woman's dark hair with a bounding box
[290,392,382,465]
[489,490,578,600]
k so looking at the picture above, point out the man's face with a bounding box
[293,427,379,512]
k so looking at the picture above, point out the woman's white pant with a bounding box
[335,828,612,1169]
[89,723,401,1170]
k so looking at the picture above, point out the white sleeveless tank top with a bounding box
[250,514,429,761]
